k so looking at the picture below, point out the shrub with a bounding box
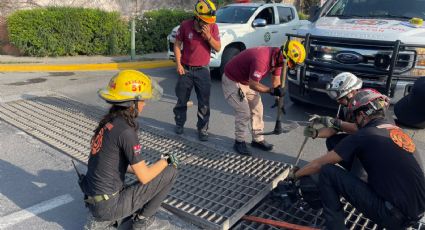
[298,11,309,20]
[136,9,192,54]
[7,7,130,56]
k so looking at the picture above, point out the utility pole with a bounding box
[131,18,135,60]
[130,0,138,61]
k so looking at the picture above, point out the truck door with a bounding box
[251,6,278,46]
[275,6,298,46]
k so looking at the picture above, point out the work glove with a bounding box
[309,115,341,131]
[270,86,285,97]
[161,153,180,168]
[303,126,318,139]
[287,166,300,181]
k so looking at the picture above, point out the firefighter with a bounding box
[303,72,369,179]
[222,41,306,155]
[173,0,221,141]
[394,77,425,129]
[81,70,179,230]
[292,89,425,229]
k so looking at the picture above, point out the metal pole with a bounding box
[131,17,136,61]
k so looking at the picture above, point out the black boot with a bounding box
[233,140,251,156]
[174,125,183,135]
[251,140,273,151]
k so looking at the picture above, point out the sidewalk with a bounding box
[0,52,175,72]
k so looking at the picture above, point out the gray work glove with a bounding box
[303,126,318,139]
[161,153,180,168]
[287,166,300,181]
[309,115,342,131]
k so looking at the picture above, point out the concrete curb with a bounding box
[0,60,175,72]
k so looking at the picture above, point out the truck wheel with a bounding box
[219,46,241,78]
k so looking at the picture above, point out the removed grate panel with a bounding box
[0,95,289,230]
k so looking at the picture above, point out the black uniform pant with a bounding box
[86,166,177,222]
[173,66,211,131]
[319,164,414,230]
[326,134,367,181]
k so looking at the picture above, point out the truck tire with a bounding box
[218,46,241,79]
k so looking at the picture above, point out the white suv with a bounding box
[167,3,308,77]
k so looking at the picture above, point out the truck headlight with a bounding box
[409,48,425,76]
[416,48,425,68]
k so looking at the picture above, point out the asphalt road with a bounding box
[0,67,423,229]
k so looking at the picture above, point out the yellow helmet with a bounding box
[98,70,163,105]
[194,0,217,24]
[283,40,306,68]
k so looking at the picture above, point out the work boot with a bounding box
[132,215,155,230]
[198,129,208,142]
[251,140,273,151]
[84,214,115,230]
[233,140,251,156]
[174,125,183,135]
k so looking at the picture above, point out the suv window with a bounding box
[255,7,275,25]
[277,7,294,23]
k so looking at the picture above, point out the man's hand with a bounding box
[303,126,318,139]
[176,64,185,76]
[269,86,285,97]
[287,166,300,181]
[201,25,212,41]
[161,153,180,168]
[309,115,341,130]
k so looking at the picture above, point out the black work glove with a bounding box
[270,86,285,97]
[161,153,180,168]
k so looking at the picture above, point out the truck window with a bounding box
[216,6,258,24]
[255,7,275,25]
[327,0,425,19]
[277,7,294,23]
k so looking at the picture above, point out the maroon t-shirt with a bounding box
[176,19,220,67]
[224,47,282,85]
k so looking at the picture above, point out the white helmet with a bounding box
[327,72,363,100]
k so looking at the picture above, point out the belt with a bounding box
[183,64,206,70]
[85,191,119,204]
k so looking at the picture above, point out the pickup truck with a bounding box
[286,0,425,108]
[167,2,309,77]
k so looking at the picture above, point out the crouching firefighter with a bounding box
[78,70,179,230]
[222,40,306,156]
[290,89,425,229]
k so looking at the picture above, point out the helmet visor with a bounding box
[327,89,341,100]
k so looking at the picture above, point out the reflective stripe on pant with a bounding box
[222,74,264,142]
[173,66,211,130]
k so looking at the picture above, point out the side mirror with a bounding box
[309,5,320,21]
[252,18,267,27]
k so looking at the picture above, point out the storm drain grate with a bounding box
[233,196,425,230]
[0,95,289,230]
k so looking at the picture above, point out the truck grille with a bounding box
[309,43,415,74]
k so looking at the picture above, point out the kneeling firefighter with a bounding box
[79,70,179,229]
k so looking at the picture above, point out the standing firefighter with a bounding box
[222,41,306,155]
[173,0,221,141]
[304,72,365,176]
[292,89,425,229]
[81,70,179,230]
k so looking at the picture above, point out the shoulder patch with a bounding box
[389,129,415,153]
[133,144,141,156]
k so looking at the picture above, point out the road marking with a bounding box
[0,60,175,72]
[0,194,74,228]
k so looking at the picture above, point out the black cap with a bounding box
[394,77,425,129]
